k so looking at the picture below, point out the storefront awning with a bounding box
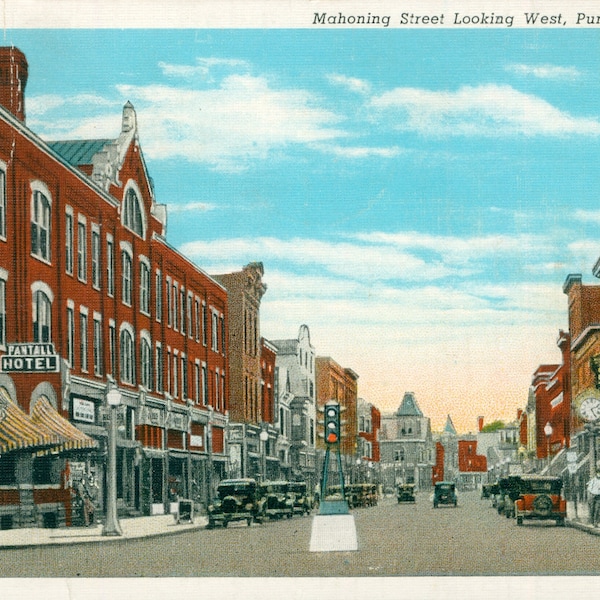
[31,397,97,453]
[0,389,60,453]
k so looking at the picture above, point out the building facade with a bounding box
[0,46,229,527]
[379,392,434,491]
[271,325,318,490]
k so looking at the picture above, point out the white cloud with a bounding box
[369,84,600,137]
[166,201,218,214]
[28,93,115,116]
[506,63,582,80]
[158,57,249,79]
[573,209,600,224]
[326,73,371,95]
[182,236,456,282]
[311,143,404,158]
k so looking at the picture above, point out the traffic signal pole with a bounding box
[310,400,358,551]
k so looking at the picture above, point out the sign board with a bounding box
[190,434,204,448]
[72,397,95,423]
[1,343,59,373]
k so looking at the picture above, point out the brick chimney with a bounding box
[477,416,484,432]
[0,47,28,123]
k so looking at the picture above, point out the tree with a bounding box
[481,420,505,433]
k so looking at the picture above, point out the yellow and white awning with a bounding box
[0,389,59,453]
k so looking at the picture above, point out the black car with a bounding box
[433,481,457,507]
[207,478,261,528]
[397,483,416,503]
[289,481,313,516]
[257,480,294,520]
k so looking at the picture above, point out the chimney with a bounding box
[477,416,484,432]
[0,47,28,123]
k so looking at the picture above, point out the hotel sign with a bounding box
[1,343,59,373]
[73,397,96,424]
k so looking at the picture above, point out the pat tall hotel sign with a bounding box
[1,343,60,373]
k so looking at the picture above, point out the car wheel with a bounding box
[556,517,565,527]
[247,517,252,526]
[223,520,229,528]
[516,516,523,526]
[433,502,438,508]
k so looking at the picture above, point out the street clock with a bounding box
[575,389,600,423]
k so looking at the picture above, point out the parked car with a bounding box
[514,475,566,526]
[257,480,294,520]
[433,481,457,508]
[207,478,261,528]
[288,481,313,516]
[397,483,416,503]
[496,476,522,518]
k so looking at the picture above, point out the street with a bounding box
[1,490,600,577]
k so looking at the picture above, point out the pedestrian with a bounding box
[587,473,600,526]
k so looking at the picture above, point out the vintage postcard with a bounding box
[1,0,600,598]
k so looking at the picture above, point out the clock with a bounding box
[579,396,600,422]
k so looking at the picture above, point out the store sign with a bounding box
[1,343,59,373]
[73,398,95,424]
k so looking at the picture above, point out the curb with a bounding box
[0,517,208,550]
[567,519,600,535]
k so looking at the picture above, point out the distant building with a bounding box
[271,325,317,490]
[379,392,434,491]
[357,398,381,484]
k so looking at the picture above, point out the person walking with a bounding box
[586,473,600,526]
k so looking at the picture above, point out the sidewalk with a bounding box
[0,513,208,549]
[566,499,600,535]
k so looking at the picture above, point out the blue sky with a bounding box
[7,26,600,432]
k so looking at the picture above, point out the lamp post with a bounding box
[259,428,269,482]
[103,385,122,537]
[544,422,553,471]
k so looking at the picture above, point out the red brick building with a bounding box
[457,439,487,489]
[0,46,229,527]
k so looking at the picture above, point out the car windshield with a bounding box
[437,484,453,491]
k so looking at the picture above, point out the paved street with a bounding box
[2,490,600,577]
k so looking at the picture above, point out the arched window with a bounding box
[31,189,51,261]
[33,290,52,342]
[120,327,135,385]
[140,333,152,390]
[122,186,144,237]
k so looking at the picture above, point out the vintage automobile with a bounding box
[496,475,522,518]
[207,478,261,528]
[288,481,313,516]
[433,481,457,508]
[481,483,494,499]
[257,480,294,520]
[514,475,566,526]
[397,483,416,503]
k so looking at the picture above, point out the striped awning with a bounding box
[31,397,97,453]
[0,389,60,454]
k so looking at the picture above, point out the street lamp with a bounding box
[259,428,269,482]
[544,422,553,470]
[103,385,122,537]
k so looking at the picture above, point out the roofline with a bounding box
[152,232,228,294]
[0,104,121,209]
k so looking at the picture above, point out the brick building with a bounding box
[0,46,229,527]
[214,263,278,479]
[315,356,359,478]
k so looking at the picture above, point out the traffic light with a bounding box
[324,402,341,444]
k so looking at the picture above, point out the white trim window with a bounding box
[109,320,116,377]
[31,187,51,262]
[122,185,145,238]
[66,301,75,367]
[139,257,150,315]
[121,247,133,306]
[91,225,101,289]
[65,207,73,275]
[106,235,115,297]
[119,324,135,385]
[32,287,52,343]
[155,342,163,393]
[155,269,162,322]
[211,310,218,352]
[93,312,102,376]
[79,308,88,373]
[140,332,152,390]
[77,216,87,282]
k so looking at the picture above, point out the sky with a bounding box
[4,17,600,433]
